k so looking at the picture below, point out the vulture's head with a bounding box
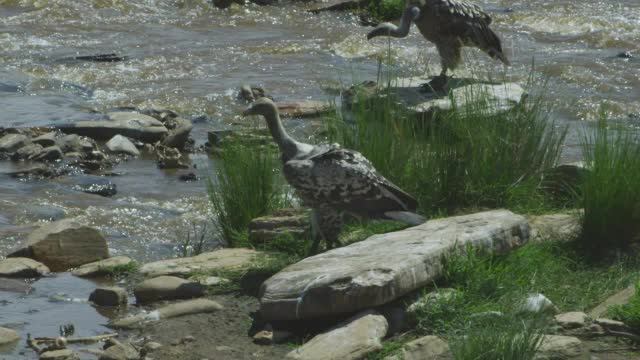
[242,97,278,118]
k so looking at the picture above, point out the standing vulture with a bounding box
[243,97,425,254]
[367,0,510,89]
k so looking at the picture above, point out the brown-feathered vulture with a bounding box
[242,97,425,254]
[367,0,510,88]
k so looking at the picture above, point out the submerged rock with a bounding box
[58,134,96,154]
[12,143,43,160]
[71,175,117,197]
[8,218,109,272]
[260,210,528,320]
[89,286,128,307]
[0,257,50,278]
[286,310,388,360]
[133,276,205,304]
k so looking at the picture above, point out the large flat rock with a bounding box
[58,112,168,143]
[109,298,223,329]
[139,248,261,278]
[259,210,528,320]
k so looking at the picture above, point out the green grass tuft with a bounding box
[329,75,567,217]
[207,143,288,247]
[579,117,640,258]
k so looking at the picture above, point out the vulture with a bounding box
[367,0,510,89]
[242,97,425,254]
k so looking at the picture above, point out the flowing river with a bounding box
[0,0,639,358]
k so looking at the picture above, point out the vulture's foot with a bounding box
[420,75,449,93]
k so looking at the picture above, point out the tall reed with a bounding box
[207,143,287,247]
[580,118,640,257]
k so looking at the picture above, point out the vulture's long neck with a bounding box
[263,110,302,160]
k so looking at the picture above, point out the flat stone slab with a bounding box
[139,248,261,278]
[528,213,580,241]
[286,310,388,360]
[276,100,332,118]
[535,335,584,359]
[554,312,588,329]
[343,79,525,120]
[58,112,168,143]
[590,285,636,318]
[134,276,205,304]
[109,298,223,329]
[0,257,50,278]
[71,256,135,277]
[260,210,528,320]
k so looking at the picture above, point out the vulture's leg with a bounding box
[307,208,324,256]
[319,208,344,249]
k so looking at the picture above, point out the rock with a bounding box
[617,51,633,59]
[554,312,588,329]
[534,335,584,359]
[286,310,388,360]
[181,335,195,343]
[40,349,79,360]
[33,132,57,147]
[248,208,310,245]
[109,298,223,329]
[406,288,460,327]
[8,218,109,272]
[6,163,57,179]
[161,117,193,150]
[100,339,139,360]
[0,133,30,152]
[30,145,64,161]
[177,169,197,182]
[0,327,20,346]
[341,80,378,108]
[155,145,187,169]
[594,318,630,332]
[400,336,451,360]
[58,112,168,143]
[71,175,117,197]
[105,135,140,156]
[89,287,128,306]
[411,82,525,119]
[144,342,163,352]
[140,248,261,278]
[198,276,230,286]
[351,80,524,120]
[71,256,136,277]
[133,276,205,304]
[276,100,332,118]
[260,210,528,320]
[517,293,558,314]
[12,143,43,160]
[58,134,96,153]
[24,205,67,222]
[527,213,580,241]
[589,285,636,318]
[543,162,589,200]
[253,330,273,345]
[0,257,50,278]
[0,278,32,293]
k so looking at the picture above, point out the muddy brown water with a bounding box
[0,0,639,358]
